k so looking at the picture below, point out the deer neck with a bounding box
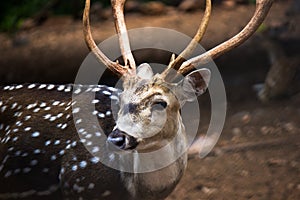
[121,114,188,199]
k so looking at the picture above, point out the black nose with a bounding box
[107,129,138,150]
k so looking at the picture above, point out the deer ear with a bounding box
[137,63,153,80]
[177,68,211,103]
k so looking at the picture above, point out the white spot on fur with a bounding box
[88,183,95,189]
[90,157,100,164]
[101,190,111,197]
[72,165,78,171]
[57,85,65,91]
[30,160,38,166]
[92,99,100,104]
[79,161,87,169]
[28,84,36,89]
[47,84,55,90]
[97,113,105,118]
[38,84,47,89]
[31,132,40,138]
[72,107,80,114]
[52,101,60,106]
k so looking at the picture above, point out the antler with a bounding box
[177,0,274,75]
[161,0,212,79]
[111,0,136,73]
[83,0,136,77]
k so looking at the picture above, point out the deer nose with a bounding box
[107,129,138,150]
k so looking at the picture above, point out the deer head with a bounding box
[83,0,273,155]
[108,64,210,153]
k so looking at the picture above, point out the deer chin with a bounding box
[107,128,139,150]
[135,139,171,153]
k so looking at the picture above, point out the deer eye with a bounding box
[151,100,168,111]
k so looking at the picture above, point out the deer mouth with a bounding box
[107,128,139,150]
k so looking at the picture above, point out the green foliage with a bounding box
[0,0,174,33]
[0,0,49,32]
[0,0,92,32]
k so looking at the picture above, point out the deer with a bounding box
[0,0,273,199]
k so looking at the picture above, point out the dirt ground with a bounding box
[0,1,299,199]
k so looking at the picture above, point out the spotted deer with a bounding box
[0,0,273,199]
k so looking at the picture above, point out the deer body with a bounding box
[0,83,120,199]
[0,79,189,200]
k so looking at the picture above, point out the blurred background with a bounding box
[0,0,299,199]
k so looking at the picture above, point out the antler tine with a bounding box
[111,0,136,75]
[178,0,274,75]
[83,0,128,77]
[161,0,212,79]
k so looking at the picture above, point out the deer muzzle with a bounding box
[107,128,139,150]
